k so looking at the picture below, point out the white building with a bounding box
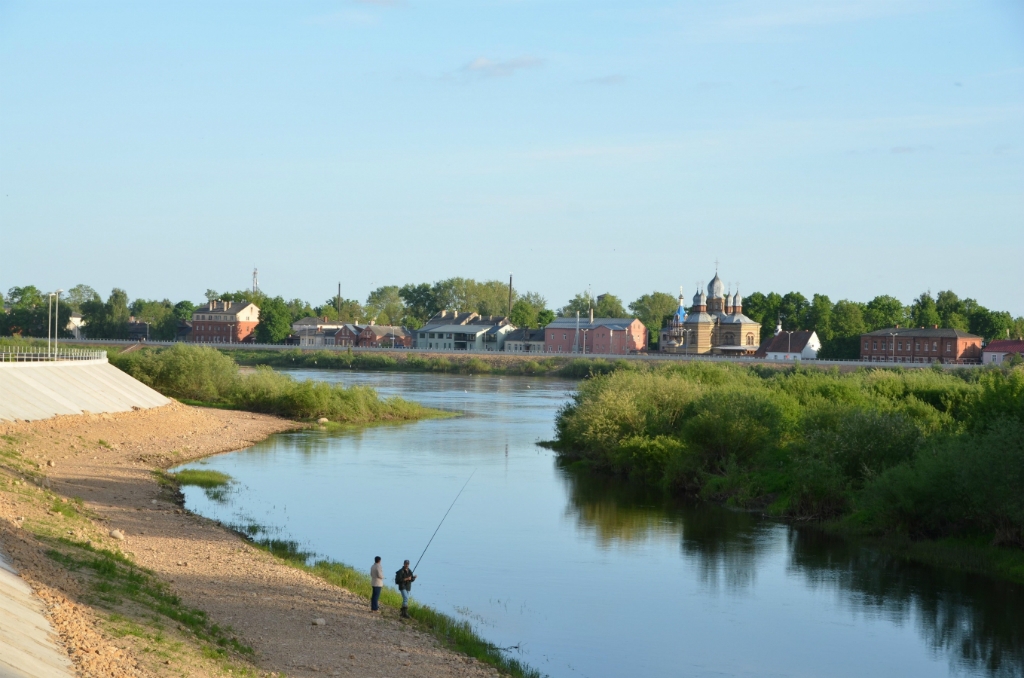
[982,339,1024,365]
[756,326,821,361]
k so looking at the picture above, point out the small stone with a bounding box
[47,460,56,467]
[109,529,125,540]
[312,618,326,626]
[151,499,158,504]
[317,417,329,424]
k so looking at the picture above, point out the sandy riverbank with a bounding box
[0,402,501,678]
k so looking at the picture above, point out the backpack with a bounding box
[395,568,404,587]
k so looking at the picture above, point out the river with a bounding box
[174,370,1024,678]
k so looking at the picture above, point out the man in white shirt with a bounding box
[370,556,384,612]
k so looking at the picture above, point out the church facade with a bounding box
[660,272,761,356]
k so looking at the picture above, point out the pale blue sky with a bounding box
[2,1,1022,314]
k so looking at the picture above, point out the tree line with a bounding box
[3,282,1020,353]
[742,290,1024,359]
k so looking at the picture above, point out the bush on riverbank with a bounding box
[111,344,435,423]
[554,362,1024,547]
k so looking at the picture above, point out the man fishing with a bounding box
[395,560,416,618]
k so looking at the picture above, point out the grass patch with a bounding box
[245,534,542,678]
[44,537,252,658]
[173,469,231,489]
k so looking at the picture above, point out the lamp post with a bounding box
[47,292,55,355]
[55,290,63,355]
[781,330,795,360]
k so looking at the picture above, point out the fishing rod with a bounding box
[412,469,476,574]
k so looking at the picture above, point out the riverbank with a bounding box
[0,402,510,677]
[552,361,1024,583]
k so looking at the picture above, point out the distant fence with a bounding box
[0,347,107,363]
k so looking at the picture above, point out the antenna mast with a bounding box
[252,267,260,295]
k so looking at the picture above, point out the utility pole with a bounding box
[252,267,259,295]
[337,283,342,319]
[508,274,513,319]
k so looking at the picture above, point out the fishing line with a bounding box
[412,469,476,574]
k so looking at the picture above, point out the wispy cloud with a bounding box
[463,56,544,78]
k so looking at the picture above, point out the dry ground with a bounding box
[0,402,501,678]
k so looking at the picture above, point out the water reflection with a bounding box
[561,464,1024,677]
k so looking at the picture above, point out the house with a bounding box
[127,317,150,342]
[504,328,547,352]
[332,324,365,347]
[66,312,86,340]
[544,316,647,354]
[755,327,821,361]
[190,300,260,343]
[860,326,982,364]
[982,339,1024,365]
[292,317,348,346]
[414,311,514,351]
[175,320,193,342]
[358,325,413,348]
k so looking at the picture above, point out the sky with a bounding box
[2,0,1022,315]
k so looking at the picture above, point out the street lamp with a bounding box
[55,290,63,355]
[781,330,795,360]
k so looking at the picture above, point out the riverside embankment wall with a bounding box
[0,359,169,422]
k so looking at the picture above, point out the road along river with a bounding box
[174,370,1024,678]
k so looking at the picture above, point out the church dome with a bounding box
[733,290,743,308]
[708,273,724,299]
[692,289,706,307]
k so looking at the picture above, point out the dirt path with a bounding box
[0,402,500,678]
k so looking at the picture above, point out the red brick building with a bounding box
[544,317,647,354]
[358,325,413,348]
[332,324,365,347]
[190,300,260,344]
[860,326,982,364]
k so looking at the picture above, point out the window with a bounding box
[915,342,920,351]
[933,341,938,351]
[898,341,903,351]
[864,341,869,349]
[872,341,877,350]
[946,342,952,352]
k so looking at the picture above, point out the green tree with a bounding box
[399,283,437,324]
[629,292,678,334]
[130,299,177,340]
[510,299,538,328]
[537,309,556,327]
[559,292,593,318]
[779,292,809,330]
[0,285,68,337]
[173,300,196,321]
[65,284,101,313]
[864,295,908,331]
[594,294,627,318]
[910,292,940,328]
[970,307,1015,341]
[806,294,834,341]
[743,291,782,336]
[254,296,293,343]
[365,286,406,326]
[80,288,131,339]
[831,299,867,338]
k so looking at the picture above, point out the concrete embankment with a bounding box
[0,357,168,422]
[0,550,74,678]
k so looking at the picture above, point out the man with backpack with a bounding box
[395,560,417,618]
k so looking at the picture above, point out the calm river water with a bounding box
[175,370,1024,678]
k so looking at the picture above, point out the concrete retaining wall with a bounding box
[0,550,74,677]
[0,359,169,422]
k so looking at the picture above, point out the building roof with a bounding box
[983,339,1024,354]
[423,324,491,335]
[755,330,817,357]
[331,324,364,335]
[863,327,980,339]
[684,312,714,324]
[505,328,546,342]
[194,300,257,316]
[720,312,759,325]
[361,325,410,338]
[545,317,639,330]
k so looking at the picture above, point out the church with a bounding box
[660,271,762,356]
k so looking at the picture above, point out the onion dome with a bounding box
[708,273,724,299]
[733,290,743,308]
[693,289,707,307]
